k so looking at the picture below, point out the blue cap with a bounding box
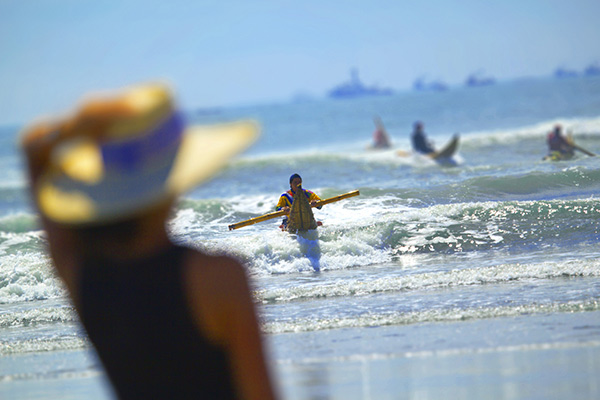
[289,173,301,183]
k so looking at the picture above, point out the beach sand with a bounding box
[272,311,600,400]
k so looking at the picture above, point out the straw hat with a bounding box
[21,83,259,225]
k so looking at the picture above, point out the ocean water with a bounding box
[1,76,600,399]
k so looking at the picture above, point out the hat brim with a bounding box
[36,120,259,225]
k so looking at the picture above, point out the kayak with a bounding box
[543,151,575,161]
[543,133,595,161]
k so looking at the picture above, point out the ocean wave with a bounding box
[388,198,600,255]
[0,336,89,356]
[458,115,600,147]
[263,300,600,334]
[213,115,600,165]
[0,253,64,304]
[0,305,77,329]
[452,166,600,201]
[255,259,600,303]
[174,196,600,275]
[0,213,39,234]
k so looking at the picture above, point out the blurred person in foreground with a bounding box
[20,83,277,400]
[546,123,574,159]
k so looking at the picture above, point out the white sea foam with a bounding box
[263,299,600,334]
[0,306,77,329]
[255,258,600,303]
[460,115,600,147]
[0,253,65,304]
[0,336,89,355]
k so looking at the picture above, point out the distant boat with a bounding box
[328,69,393,99]
[554,67,578,78]
[465,71,495,87]
[584,62,600,76]
[413,76,448,92]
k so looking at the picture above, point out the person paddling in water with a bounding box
[371,115,392,149]
[547,124,574,158]
[411,121,436,155]
[276,173,322,231]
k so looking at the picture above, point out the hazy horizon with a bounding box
[2,0,599,126]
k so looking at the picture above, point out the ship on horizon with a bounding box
[328,69,393,99]
[465,70,495,87]
[552,62,599,79]
[413,76,448,92]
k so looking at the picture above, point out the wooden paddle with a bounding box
[567,130,595,156]
[228,190,360,230]
[572,143,596,156]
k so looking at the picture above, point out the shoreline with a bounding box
[3,310,598,399]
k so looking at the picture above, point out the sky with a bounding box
[1,0,599,126]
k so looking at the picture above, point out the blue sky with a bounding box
[1,0,599,125]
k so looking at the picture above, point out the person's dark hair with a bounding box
[71,199,173,258]
[289,173,301,184]
[73,216,144,257]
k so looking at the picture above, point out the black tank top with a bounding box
[79,244,238,399]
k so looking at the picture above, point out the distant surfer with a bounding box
[404,121,460,164]
[411,121,435,155]
[276,173,322,231]
[546,124,574,159]
[371,115,392,149]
